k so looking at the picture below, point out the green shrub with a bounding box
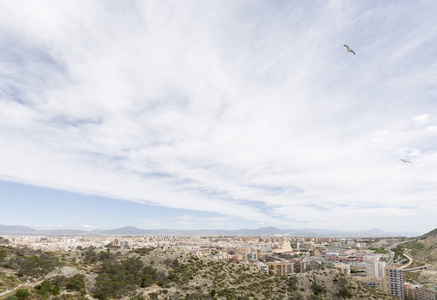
[310,282,327,295]
[15,289,30,299]
[339,286,353,299]
[66,274,85,291]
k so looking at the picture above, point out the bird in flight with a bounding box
[344,45,356,55]
[400,159,412,164]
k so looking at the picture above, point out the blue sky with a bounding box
[0,1,436,233]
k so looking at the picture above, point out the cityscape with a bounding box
[1,229,437,299]
[1,0,437,299]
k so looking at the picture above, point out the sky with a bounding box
[0,1,436,234]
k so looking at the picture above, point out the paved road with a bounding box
[399,253,413,269]
[386,239,415,266]
[404,263,430,271]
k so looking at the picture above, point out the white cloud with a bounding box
[81,225,99,229]
[426,126,437,134]
[31,224,65,228]
[1,1,437,232]
[412,114,431,123]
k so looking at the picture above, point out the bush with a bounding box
[0,248,7,261]
[310,282,327,295]
[339,286,352,299]
[15,289,30,299]
[338,277,348,286]
[149,292,158,300]
[52,284,60,295]
[36,279,53,297]
[94,259,153,299]
[19,254,60,278]
[67,274,86,291]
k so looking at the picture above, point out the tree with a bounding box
[310,282,326,295]
[52,275,67,286]
[0,248,7,261]
[15,289,30,299]
[338,286,352,299]
[52,284,60,295]
[36,279,53,298]
[141,274,154,287]
[19,254,59,278]
[66,274,86,291]
[84,249,98,264]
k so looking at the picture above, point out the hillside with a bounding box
[406,228,437,264]
[0,246,397,300]
[419,228,437,240]
[394,228,437,287]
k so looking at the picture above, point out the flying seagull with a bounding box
[344,45,356,55]
[400,159,412,164]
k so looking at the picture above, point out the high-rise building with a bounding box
[366,259,386,278]
[384,266,405,299]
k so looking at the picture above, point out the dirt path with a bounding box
[0,279,39,298]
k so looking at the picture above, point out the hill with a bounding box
[389,229,437,265]
[413,228,437,264]
[419,228,437,240]
[0,245,397,300]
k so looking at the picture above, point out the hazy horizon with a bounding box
[0,221,423,237]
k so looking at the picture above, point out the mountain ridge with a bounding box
[0,224,420,237]
[419,227,437,240]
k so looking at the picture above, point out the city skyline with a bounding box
[1,1,437,233]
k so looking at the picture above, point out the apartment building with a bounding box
[416,286,437,300]
[267,262,294,276]
[384,266,405,299]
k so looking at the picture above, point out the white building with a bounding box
[366,260,386,278]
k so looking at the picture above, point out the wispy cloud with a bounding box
[412,114,431,124]
[81,225,99,229]
[1,1,437,232]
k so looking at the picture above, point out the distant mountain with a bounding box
[0,225,37,234]
[0,225,89,236]
[0,224,420,237]
[91,226,158,235]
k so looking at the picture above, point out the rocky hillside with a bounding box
[0,245,397,300]
[407,228,437,264]
[419,228,437,240]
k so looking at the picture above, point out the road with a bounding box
[386,239,416,266]
[399,253,413,269]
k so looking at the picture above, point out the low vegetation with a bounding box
[0,245,398,299]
